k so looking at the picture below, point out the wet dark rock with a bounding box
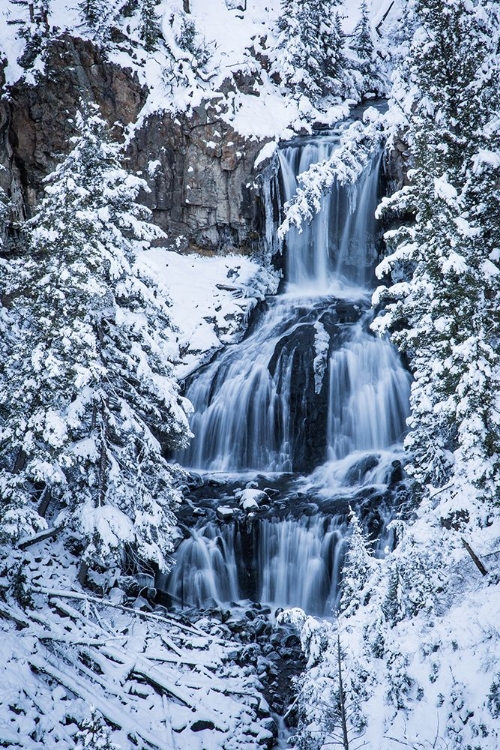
[344,453,380,485]
[261,717,279,739]
[252,618,269,637]
[207,477,227,487]
[269,633,283,647]
[191,720,215,732]
[389,459,404,485]
[186,472,204,488]
[241,644,259,664]
[258,695,271,717]
[279,648,297,660]
[263,487,280,497]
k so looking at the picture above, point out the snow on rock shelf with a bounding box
[140,248,279,378]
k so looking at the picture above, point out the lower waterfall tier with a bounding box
[159,461,406,616]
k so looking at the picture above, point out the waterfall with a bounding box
[279,137,382,291]
[326,314,411,460]
[165,515,349,616]
[167,130,411,615]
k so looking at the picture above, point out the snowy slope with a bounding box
[140,248,279,378]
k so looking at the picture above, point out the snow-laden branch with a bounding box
[279,109,386,237]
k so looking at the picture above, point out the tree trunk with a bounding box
[461,538,488,576]
[183,0,190,12]
[337,635,350,750]
[78,562,89,587]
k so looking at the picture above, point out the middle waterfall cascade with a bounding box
[167,129,412,615]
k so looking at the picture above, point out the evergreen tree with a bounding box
[10,0,51,69]
[380,522,444,627]
[272,0,349,101]
[321,8,345,83]
[80,0,101,27]
[351,1,372,62]
[139,0,161,52]
[75,707,120,750]
[339,508,373,618]
[350,1,380,94]
[374,0,500,517]
[281,613,368,749]
[0,108,191,571]
[79,0,119,44]
[162,6,212,92]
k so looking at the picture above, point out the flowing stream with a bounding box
[165,129,411,616]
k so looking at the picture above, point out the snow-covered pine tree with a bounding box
[272,0,349,101]
[320,3,345,83]
[162,3,212,93]
[339,508,374,618]
[380,521,445,627]
[0,108,191,572]
[79,0,120,44]
[374,0,500,519]
[349,0,380,95]
[75,707,120,750]
[351,1,372,61]
[139,0,161,52]
[272,0,369,106]
[9,0,51,69]
[0,190,41,543]
[271,0,311,98]
[296,1,324,97]
[280,610,368,749]
[79,0,105,28]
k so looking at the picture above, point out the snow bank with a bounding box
[140,247,279,378]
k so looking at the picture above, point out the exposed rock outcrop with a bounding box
[0,34,274,256]
[126,103,271,255]
[0,34,146,218]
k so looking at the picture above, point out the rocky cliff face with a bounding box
[0,34,274,256]
[126,101,271,255]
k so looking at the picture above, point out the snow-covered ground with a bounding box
[140,247,279,378]
[0,537,278,750]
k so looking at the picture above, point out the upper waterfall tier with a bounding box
[279,137,382,291]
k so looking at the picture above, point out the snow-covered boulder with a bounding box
[236,488,268,512]
[217,505,235,520]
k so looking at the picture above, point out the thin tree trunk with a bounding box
[78,561,89,587]
[337,635,350,750]
[183,0,190,12]
[37,487,51,518]
[461,538,488,576]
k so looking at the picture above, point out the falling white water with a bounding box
[169,130,411,615]
[165,516,351,616]
[279,137,382,291]
[164,524,240,608]
[177,296,332,472]
[327,315,411,460]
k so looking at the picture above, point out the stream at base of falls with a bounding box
[160,117,412,630]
